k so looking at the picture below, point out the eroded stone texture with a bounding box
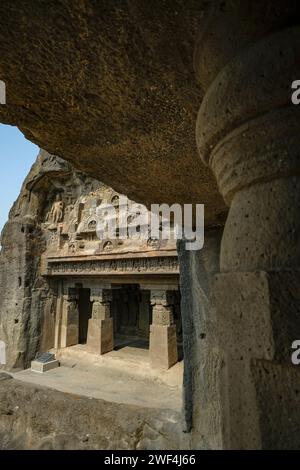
[149,290,178,370]
[212,271,300,449]
[0,150,101,369]
[0,378,188,450]
[61,295,80,348]
[194,2,300,449]
[87,288,114,355]
[0,0,299,450]
[0,0,226,225]
[0,149,181,370]
[177,228,222,447]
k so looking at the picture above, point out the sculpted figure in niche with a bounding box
[48,194,64,224]
[103,240,113,252]
[68,243,76,254]
[111,195,119,206]
[88,220,97,230]
[147,237,160,249]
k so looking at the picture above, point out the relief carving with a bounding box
[46,194,64,224]
[88,220,97,230]
[46,256,179,276]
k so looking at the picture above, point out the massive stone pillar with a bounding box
[149,289,178,370]
[177,229,222,442]
[87,287,113,355]
[60,288,79,348]
[195,3,300,449]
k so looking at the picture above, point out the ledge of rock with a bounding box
[0,0,226,226]
[0,378,188,450]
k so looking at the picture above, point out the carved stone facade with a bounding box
[0,150,181,372]
[3,1,299,449]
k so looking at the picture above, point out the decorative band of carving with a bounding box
[210,106,300,203]
[45,256,179,276]
[196,26,300,165]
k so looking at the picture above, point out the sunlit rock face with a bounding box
[0,149,180,369]
[0,150,101,369]
[2,0,300,450]
[0,0,226,225]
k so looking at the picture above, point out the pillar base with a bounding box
[212,270,300,449]
[87,318,114,355]
[149,324,178,369]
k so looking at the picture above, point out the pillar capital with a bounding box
[150,289,176,326]
[87,286,113,355]
[90,288,112,321]
[149,288,178,369]
[150,289,176,307]
[65,287,79,302]
[90,286,112,304]
[195,26,300,272]
[196,26,300,199]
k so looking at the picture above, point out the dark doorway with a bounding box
[78,288,92,344]
[111,285,151,349]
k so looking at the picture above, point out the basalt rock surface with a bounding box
[0,0,226,225]
[0,150,100,369]
[0,377,187,450]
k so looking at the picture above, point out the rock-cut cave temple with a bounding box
[0,0,300,450]
[1,151,182,370]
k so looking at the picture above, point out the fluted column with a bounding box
[194,2,300,450]
[149,289,178,370]
[87,287,113,355]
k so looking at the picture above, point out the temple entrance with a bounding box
[58,281,182,369]
[111,285,151,350]
[77,288,92,344]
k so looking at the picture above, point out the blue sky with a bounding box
[0,124,38,233]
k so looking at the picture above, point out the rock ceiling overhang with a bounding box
[0,0,226,227]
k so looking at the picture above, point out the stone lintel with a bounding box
[42,255,179,278]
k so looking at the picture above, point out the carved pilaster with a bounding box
[194,8,300,449]
[149,290,178,370]
[60,288,79,348]
[90,288,112,320]
[196,25,300,272]
[87,287,113,355]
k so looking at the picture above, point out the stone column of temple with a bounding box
[86,287,113,355]
[149,289,178,370]
[195,3,300,449]
[177,229,222,441]
[54,280,63,350]
[60,287,79,348]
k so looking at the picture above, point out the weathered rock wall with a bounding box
[178,228,223,449]
[0,215,55,369]
[0,1,227,225]
[0,150,100,369]
[0,376,187,450]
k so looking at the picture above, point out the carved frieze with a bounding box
[42,178,177,260]
[45,256,179,276]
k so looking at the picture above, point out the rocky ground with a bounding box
[0,373,188,450]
